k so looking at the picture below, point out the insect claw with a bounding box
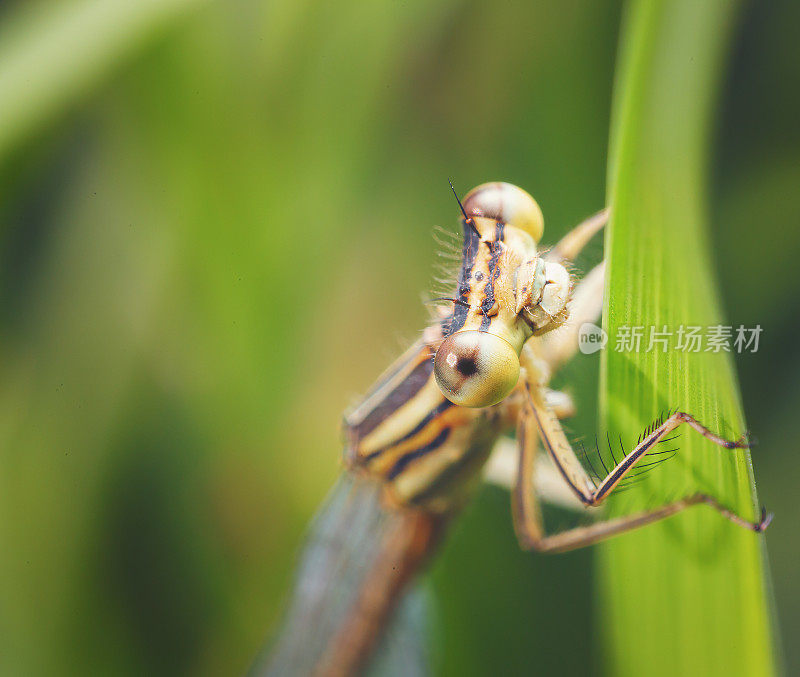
[740,430,758,446]
[724,433,751,449]
[756,508,773,532]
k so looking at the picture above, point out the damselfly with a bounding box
[346,182,770,544]
[263,182,771,677]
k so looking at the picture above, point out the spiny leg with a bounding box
[518,347,771,519]
[521,379,596,504]
[590,410,750,503]
[520,347,755,507]
[512,396,771,554]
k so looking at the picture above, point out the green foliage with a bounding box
[0,0,796,675]
[599,1,775,674]
[0,0,206,158]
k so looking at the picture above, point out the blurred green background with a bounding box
[0,1,798,675]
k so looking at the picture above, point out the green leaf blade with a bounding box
[599,1,777,675]
[0,0,207,161]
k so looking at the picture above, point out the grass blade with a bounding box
[0,0,206,160]
[599,1,777,675]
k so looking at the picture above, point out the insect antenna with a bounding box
[449,179,480,235]
[449,179,469,220]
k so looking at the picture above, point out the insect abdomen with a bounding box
[344,335,493,508]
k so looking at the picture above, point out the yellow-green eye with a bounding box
[462,182,544,242]
[433,330,520,407]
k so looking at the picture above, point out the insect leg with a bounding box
[590,411,749,503]
[511,395,546,547]
[513,487,770,554]
[512,396,770,553]
[484,388,580,509]
[510,396,706,553]
[546,208,608,263]
[518,364,771,538]
[544,387,575,418]
[522,379,596,504]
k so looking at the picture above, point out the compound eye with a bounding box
[462,182,544,242]
[433,330,520,408]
